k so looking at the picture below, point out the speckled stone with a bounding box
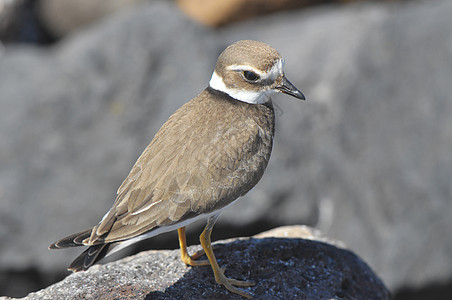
[13,229,390,300]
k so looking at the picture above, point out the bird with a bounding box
[49,40,305,298]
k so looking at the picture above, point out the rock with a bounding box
[254,225,346,249]
[11,226,390,300]
[37,0,144,38]
[1,0,452,298]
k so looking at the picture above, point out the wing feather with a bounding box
[87,90,274,244]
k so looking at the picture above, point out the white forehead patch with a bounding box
[227,58,284,82]
[209,58,284,104]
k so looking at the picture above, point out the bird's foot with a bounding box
[181,248,209,266]
[215,266,255,298]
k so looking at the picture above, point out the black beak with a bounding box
[276,76,305,100]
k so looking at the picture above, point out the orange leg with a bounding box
[199,215,255,298]
[177,227,209,266]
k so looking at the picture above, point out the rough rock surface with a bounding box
[1,0,452,297]
[8,226,390,300]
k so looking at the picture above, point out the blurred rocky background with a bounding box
[1,0,451,299]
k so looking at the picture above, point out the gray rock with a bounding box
[37,0,145,38]
[1,0,451,297]
[12,227,390,300]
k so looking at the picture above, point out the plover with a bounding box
[50,40,305,298]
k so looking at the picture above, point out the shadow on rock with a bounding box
[146,238,390,299]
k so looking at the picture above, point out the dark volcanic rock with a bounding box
[15,233,390,300]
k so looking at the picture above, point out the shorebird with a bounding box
[50,40,305,298]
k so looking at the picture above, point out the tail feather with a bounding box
[49,229,93,249]
[68,243,112,272]
[49,227,120,272]
[49,228,117,272]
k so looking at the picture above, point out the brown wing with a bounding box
[85,89,274,244]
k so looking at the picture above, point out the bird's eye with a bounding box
[242,71,260,82]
